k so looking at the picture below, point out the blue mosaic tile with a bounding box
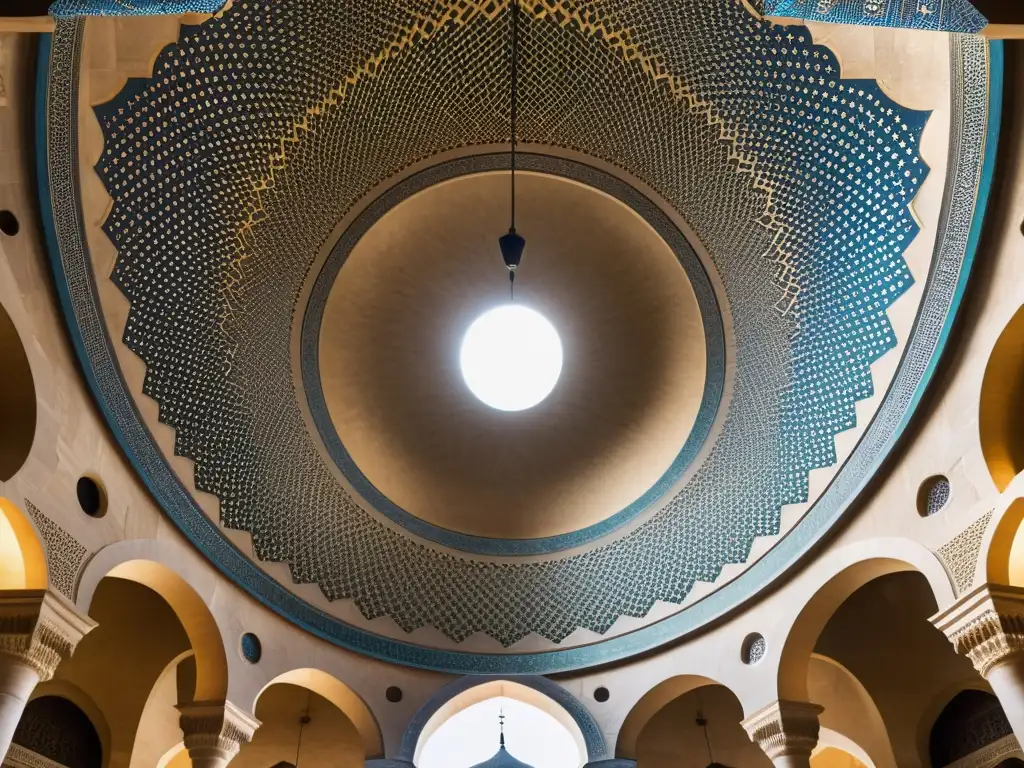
[49,0,225,17]
[760,0,987,33]
[38,1,999,669]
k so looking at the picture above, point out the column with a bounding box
[178,700,260,768]
[742,700,823,768]
[0,590,96,759]
[932,584,1024,743]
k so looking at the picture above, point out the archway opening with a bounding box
[11,695,102,768]
[48,577,192,768]
[812,572,979,767]
[231,682,365,767]
[633,683,768,768]
[0,300,36,482]
[418,689,582,768]
[929,690,1018,768]
[981,305,1024,491]
[0,497,47,589]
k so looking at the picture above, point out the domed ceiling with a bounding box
[39,0,1000,672]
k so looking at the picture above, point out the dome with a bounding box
[469,745,536,768]
[469,725,536,768]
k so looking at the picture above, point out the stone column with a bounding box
[741,700,823,768]
[0,590,96,760]
[932,584,1024,743]
[178,700,260,768]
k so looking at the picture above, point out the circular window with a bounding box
[741,633,766,665]
[918,475,951,517]
[593,686,610,703]
[0,211,19,237]
[240,632,262,664]
[385,686,403,703]
[76,477,106,518]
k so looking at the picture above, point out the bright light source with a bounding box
[460,305,563,411]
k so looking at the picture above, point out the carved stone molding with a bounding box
[945,733,1024,768]
[932,584,1024,677]
[741,700,824,760]
[177,700,260,762]
[0,590,96,682]
[1,742,68,768]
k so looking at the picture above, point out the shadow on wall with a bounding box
[980,304,1024,492]
[0,299,36,481]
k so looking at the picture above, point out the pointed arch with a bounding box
[400,676,604,765]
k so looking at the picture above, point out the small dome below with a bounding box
[469,744,536,768]
[469,715,537,768]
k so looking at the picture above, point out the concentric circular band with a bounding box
[300,153,727,556]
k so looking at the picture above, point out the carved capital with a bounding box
[741,700,823,760]
[178,700,261,762]
[931,584,1024,677]
[0,590,97,681]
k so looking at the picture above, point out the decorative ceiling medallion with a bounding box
[38,1,1002,673]
[301,154,726,556]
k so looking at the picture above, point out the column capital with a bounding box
[0,589,97,682]
[931,584,1024,677]
[741,700,823,761]
[178,700,261,763]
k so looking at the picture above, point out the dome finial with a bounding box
[499,709,506,750]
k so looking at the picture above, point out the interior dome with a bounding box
[314,171,708,542]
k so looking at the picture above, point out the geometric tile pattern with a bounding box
[24,500,90,601]
[937,509,993,595]
[91,0,930,647]
[49,0,224,16]
[759,0,987,33]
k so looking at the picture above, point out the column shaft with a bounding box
[984,660,1024,743]
[0,655,40,759]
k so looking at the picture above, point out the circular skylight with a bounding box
[460,304,563,411]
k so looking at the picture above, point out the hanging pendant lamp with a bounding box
[498,0,525,296]
[696,712,735,768]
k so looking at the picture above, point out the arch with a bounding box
[984,498,1024,587]
[914,680,992,765]
[77,540,228,703]
[13,695,103,768]
[30,679,112,766]
[981,305,1024,491]
[778,538,955,702]
[929,689,1014,767]
[0,299,37,482]
[808,655,894,768]
[0,497,47,589]
[399,676,605,764]
[254,668,383,759]
[615,674,719,760]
